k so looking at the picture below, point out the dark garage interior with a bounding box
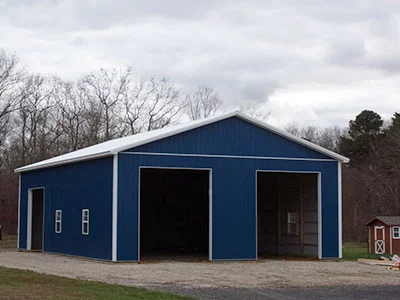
[257,172,318,258]
[31,189,44,251]
[140,168,209,260]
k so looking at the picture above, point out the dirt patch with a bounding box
[0,251,399,289]
[0,235,17,252]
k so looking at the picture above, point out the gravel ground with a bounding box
[0,251,399,290]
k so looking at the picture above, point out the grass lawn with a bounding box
[0,235,191,300]
[342,242,382,261]
[0,266,192,300]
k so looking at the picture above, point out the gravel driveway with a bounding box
[0,251,399,290]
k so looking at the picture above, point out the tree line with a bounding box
[287,110,400,241]
[1,48,398,242]
[0,49,223,232]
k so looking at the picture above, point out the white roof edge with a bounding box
[15,110,349,173]
[110,110,240,154]
[235,112,350,163]
[14,151,112,173]
[112,111,349,163]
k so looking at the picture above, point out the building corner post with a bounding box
[112,154,118,262]
[338,161,343,259]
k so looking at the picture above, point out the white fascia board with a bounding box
[235,112,350,163]
[14,110,349,173]
[110,111,239,154]
[14,151,112,173]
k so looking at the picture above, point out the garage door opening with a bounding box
[257,172,319,258]
[140,168,210,261]
[28,188,44,251]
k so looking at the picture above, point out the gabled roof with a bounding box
[15,111,350,173]
[366,216,400,226]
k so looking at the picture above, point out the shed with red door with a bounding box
[366,216,400,255]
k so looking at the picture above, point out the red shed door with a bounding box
[374,226,385,254]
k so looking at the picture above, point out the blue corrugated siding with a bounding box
[117,117,339,260]
[118,155,338,260]
[19,157,113,260]
[129,117,330,160]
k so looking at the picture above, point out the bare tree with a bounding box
[119,81,148,135]
[14,74,60,164]
[79,67,131,141]
[0,50,24,148]
[285,122,344,151]
[54,79,87,151]
[186,86,221,120]
[144,78,183,131]
[239,103,269,121]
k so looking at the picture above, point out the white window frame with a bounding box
[393,226,400,239]
[55,210,62,233]
[82,209,89,235]
[287,211,299,235]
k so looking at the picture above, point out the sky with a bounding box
[1,0,400,127]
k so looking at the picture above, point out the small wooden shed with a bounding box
[366,216,400,255]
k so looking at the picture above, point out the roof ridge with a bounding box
[15,111,349,173]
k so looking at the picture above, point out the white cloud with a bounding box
[1,0,400,127]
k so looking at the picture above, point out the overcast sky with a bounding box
[1,0,400,127]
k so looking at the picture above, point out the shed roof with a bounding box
[366,216,400,226]
[15,111,350,173]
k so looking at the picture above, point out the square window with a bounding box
[393,227,400,239]
[287,211,299,235]
[55,210,62,233]
[82,209,89,235]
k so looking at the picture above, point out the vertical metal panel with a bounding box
[118,153,339,260]
[19,157,113,260]
[129,117,331,160]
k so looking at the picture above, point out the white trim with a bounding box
[113,112,349,162]
[368,227,371,254]
[137,167,141,262]
[255,170,322,259]
[26,187,45,251]
[15,151,111,173]
[318,173,322,259]
[338,162,342,259]
[390,226,393,255]
[17,174,21,249]
[55,210,62,233]
[112,154,118,262]
[121,151,336,162]
[209,170,213,261]
[392,226,400,239]
[27,190,32,250]
[374,226,385,254]
[82,209,89,235]
[15,111,349,173]
[138,166,212,261]
[255,171,258,260]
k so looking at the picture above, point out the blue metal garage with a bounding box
[16,111,349,262]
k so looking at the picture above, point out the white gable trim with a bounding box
[15,111,349,173]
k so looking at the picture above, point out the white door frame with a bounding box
[374,226,385,254]
[255,170,322,259]
[138,166,213,261]
[26,187,45,251]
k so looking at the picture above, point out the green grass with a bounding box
[0,266,192,300]
[342,242,382,261]
[0,235,191,300]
